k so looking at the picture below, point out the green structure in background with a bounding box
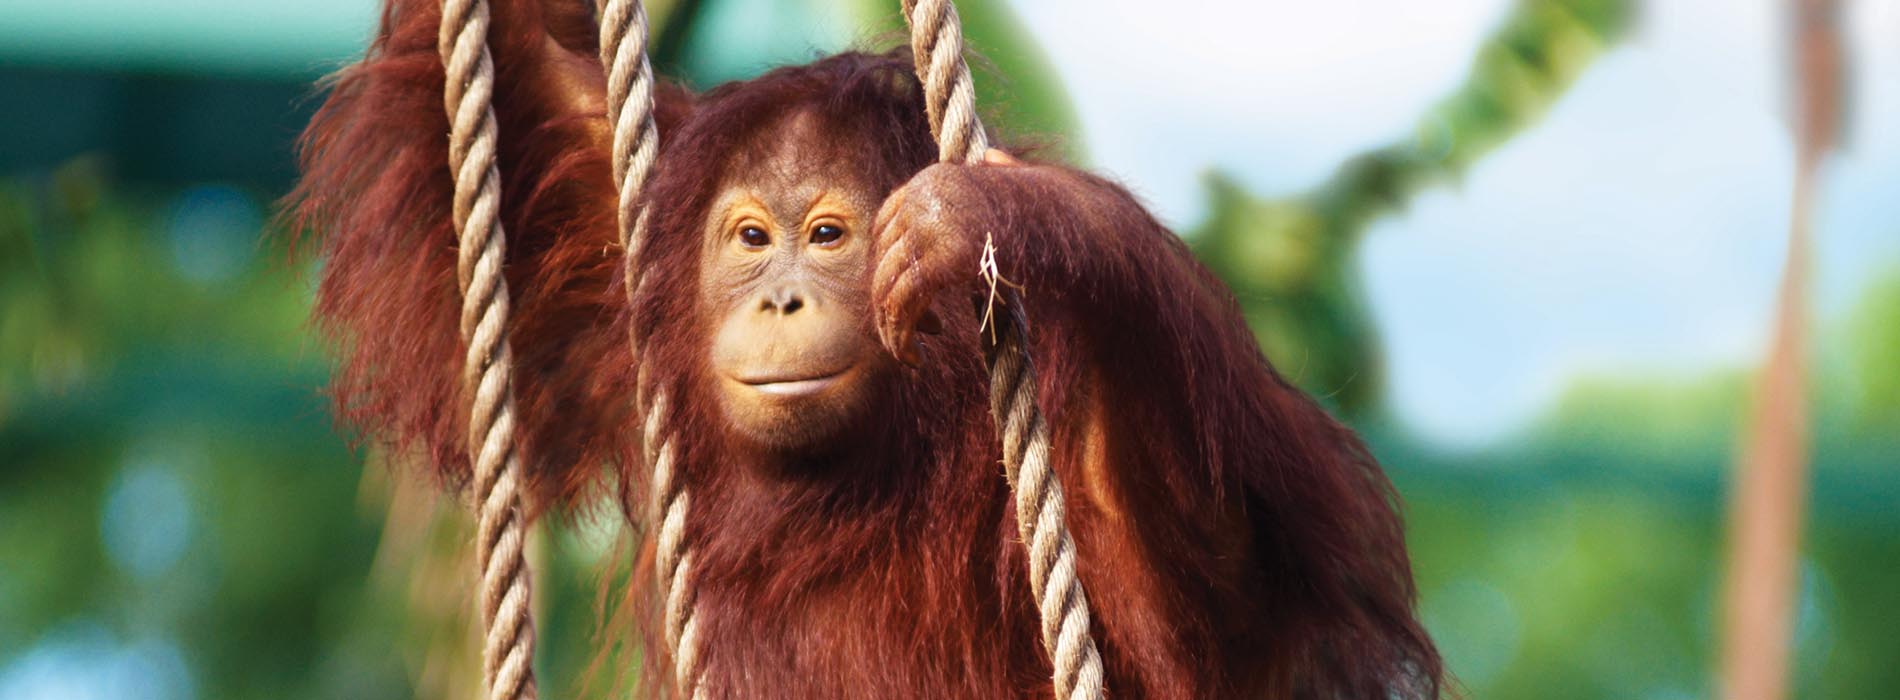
[1194,0,1632,416]
[4,1,1899,698]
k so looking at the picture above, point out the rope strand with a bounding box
[899,2,1106,698]
[437,0,538,697]
[597,1,707,697]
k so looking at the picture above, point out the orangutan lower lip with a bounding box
[737,367,851,396]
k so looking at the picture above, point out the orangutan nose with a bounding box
[758,286,806,315]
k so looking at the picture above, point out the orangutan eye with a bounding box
[810,224,844,245]
[739,226,770,248]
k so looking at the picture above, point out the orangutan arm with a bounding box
[871,155,1442,696]
[289,0,693,512]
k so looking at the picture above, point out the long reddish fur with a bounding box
[288,0,689,511]
[292,0,1444,696]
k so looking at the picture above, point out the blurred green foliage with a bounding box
[0,159,633,698]
[1847,268,1900,426]
[0,160,393,697]
[1389,334,1900,698]
[1392,264,1900,698]
[3,1,1899,699]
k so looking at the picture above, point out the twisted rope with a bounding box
[899,2,1105,698]
[437,0,538,698]
[596,1,706,697]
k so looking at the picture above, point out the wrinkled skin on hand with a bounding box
[872,149,1029,365]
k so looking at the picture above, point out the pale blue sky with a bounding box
[5,0,1894,446]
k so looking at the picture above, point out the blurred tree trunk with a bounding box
[1718,1,1841,697]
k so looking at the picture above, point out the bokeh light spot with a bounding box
[1423,578,1521,689]
[101,459,193,582]
[0,623,195,700]
[166,184,259,285]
